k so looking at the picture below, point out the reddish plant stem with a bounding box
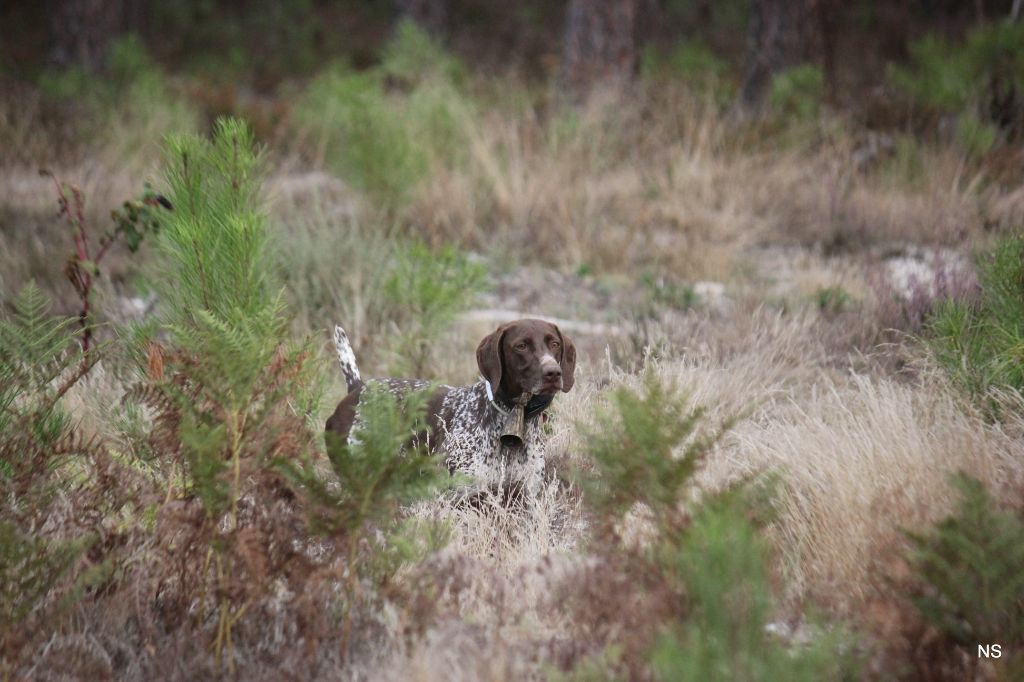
[44,172,97,352]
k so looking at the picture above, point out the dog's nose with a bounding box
[543,366,562,382]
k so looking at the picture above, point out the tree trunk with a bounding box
[739,0,830,111]
[45,0,128,71]
[560,0,638,96]
[396,0,448,38]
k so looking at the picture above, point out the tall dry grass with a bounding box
[567,309,1024,631]
[4,57,1024,678]
[403,83,1021,280]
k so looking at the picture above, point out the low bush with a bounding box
[295,21,474,206]
[652,491,855,682]
[382,241,484,377]
[769,64,825,122]
[2,119,456,678]
[889,20,1024,147]
[559,372,856,680]
[928,234,1024,405]
[0,283,107,664]
[38,34,197,159]
[905,474,1024,677]
[272,205,484,378]
[640,40,734,103]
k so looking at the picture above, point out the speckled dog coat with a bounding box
[325,321,576,499]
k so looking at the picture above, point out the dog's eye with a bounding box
[550,341,561,350]
[514,342,528,351]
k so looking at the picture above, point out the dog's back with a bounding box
[325,319,576,499]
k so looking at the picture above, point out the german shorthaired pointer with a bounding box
[325,319,576,499]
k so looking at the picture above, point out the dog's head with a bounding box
[475,318,576,399]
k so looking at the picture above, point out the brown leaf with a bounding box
[147,341,165,382]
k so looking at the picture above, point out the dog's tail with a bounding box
[333,325,362,392]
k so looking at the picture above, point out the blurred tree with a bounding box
[44,0,137,72]
[397,0,448,38]
[739,0,836,111]
[560,0,638,95]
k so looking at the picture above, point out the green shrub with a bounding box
[928,234,1024,404]
[283,384,450,536]
[640,272,698,311]
[905,474,1024,673]
[272,199,397,348]
[144,117,323,518]
[379,18,467,86]
[652,492,855,682]
[156,118,275,326]
[956,110,999,159]
[769,64,824,121]
[889,20,1024,147]
[137,119,329,668]
[0,283,87,457]
[891,21,1024,114]
[569,372,856,680]
[578,372,718,524]
[815,286,851,315]
[125,118,455,671]
[640,40,734,102]
[296,21,473,205]
[151,0,318,84]
[0,283,105,660]
[888,34,973,112]
[383,241,485,377]
[38,34,197,157]
[273,206,484,377]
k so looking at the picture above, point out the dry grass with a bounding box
[586,305,1024,611]
[403,84,1022,282]
[370,485,585,681]
[391,311,1022,677]
[4,69,1024,679]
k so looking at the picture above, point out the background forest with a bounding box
[2,1,1024,679]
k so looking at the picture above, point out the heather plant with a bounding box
[868,253,979,335]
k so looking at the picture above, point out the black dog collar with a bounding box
[484,380,555,420]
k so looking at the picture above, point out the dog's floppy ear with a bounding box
[476,324,507,391]
[556,325,577,392]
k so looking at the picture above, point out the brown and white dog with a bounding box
[325,319,576,499]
